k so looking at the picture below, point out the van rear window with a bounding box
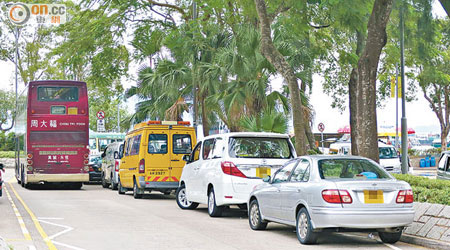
[148,134,167,154]
[173,134,192,154]
[38,86,79,102]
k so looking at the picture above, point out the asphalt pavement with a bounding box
[0,169,433,250]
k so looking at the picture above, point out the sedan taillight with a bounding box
[322,189,353,204]
[396,189,413,203]
[115,160,120,172]
[221,161,247,178]
[139,159,145,174]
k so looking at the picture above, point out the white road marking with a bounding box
[38,219,86,250]
[37,217,64,220]
[28,245,37,250]
[340,233,403,250]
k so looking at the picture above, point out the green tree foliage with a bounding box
[0,131,15,151]
[0,89,15,130]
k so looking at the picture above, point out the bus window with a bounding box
[38,86,79,102]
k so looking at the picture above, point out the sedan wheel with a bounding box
[208,188,223,217]
[296,208,318,245]
[176,184,199,210]
[248,199,267,230]
[378,231,402,244]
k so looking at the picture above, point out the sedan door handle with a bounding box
[296,189,301,193]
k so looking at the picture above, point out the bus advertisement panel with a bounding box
[15,80,90,188]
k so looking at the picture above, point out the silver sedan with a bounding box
[248,155,414,245]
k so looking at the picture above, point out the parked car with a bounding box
[330,141,404,173]
[0,163,4,197]
[176,132,296,217]
[101,142,124,190]
[88,155,102,182]
[248,155,414,245]
[437,151,450,181]
[118,121,196,198]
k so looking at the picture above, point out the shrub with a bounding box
[0,151,15,158]
[393,174,450,205]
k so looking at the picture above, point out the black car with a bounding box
[88,155,103,182]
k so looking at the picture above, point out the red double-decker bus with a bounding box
[15,80,90,189]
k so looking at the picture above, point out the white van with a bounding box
[329,141,402,173]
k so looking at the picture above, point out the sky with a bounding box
[0,0,447,135]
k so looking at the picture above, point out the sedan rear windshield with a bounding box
[38,86,79,102]
[228,137,292,159]
[318,159,391,180]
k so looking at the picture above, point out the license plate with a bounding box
[256,167,271,178]
[364,190,384,204]
[149,171,166,175]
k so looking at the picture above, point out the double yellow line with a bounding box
[6,182,58,250]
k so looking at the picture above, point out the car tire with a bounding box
[378,231,402,244]
[101,174,109,188]
[111,178,118,190]
[118,178,126,195]
[176,184,199,210]
[208,188,223,217]
[296,207,318,245]
[248,199,267,230]
[133,179,143,199]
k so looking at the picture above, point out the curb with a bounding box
[401,234,450,249]
[0,236,9,250]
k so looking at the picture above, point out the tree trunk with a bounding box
[354,0,393,162]
[200,95,210,137]
[254,0,306,156]
[304,122,316,150]
[441,132,448,151]
[350,30,366,156]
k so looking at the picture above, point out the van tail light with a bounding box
[322,189,353,204]
[139,159,145,173]
[115,160,120,172]
[221,161,247,178]
[396,189,413,203]
[89,166,94,172]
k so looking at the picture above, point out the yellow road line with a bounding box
[4,186,32,241]
[8,183,58,250]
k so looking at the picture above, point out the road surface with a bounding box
[0,169,431,250]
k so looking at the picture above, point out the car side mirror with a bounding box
[114,151,119,159]
[182,155,190,162]
[101,152,106,158]
[262,175,271,183]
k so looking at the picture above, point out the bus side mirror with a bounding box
[182,155,190,162]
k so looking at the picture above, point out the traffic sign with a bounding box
[97,110,105,120]
[97,119,105,132]
[318,122,325,132]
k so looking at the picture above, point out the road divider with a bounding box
[8,183,58,250]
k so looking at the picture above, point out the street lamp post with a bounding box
[400,3,408,174]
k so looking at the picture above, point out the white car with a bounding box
[100,142,124,190]
[176,132,297,217]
